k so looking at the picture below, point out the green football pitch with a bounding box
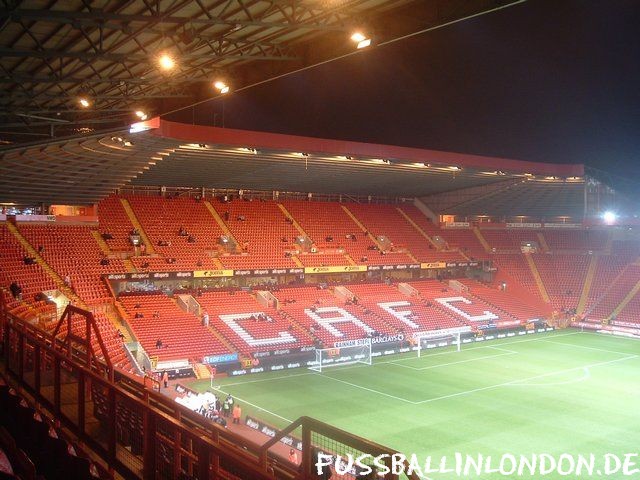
[187,330,640,479]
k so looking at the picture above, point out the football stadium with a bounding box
[0,1,639,480]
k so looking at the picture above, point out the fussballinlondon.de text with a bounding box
[316,452,640,477]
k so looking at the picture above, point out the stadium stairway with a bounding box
[340,205,386,251]
[577,255,598,315]
[608,279,640,322]
[122,258,137,273]
[536,232,550,253]
[193,363,212,379]
[104,304,133,343]
[290,255,305,267]
[202,319,239,357]
[277,203,310,238]
[524,253,551,304]
[91,230,112,256]
[396,207,441,250]
[211,257,226,269]
[119,198,156,254]
[203,200,239,245]
[472,226,492,253]
[5,222,85,307]
[604,233,614,255]
[343,253,357,265]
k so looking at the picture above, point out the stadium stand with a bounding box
[211,199,301,269]
[346,282,465,332]
[275,286,397,346]
[408,279,514,328]
[196,290,312,355]
[17,224,126,305]
[97,195,136,252]
[586,264,640,322]
[436,227,488,260]
[0,223,57,321]
[281,200,412,265]
[480,228,539,252]
[119,293,231,362]
[533,254,590,310]
[124,195,226,271]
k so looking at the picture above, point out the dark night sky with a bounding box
[174,0,640,191]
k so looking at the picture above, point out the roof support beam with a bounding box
[0,47,297,62]
[0,8,348,32]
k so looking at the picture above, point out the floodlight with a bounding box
[158,54,175,70]
[603,211,617,224]
[357,39,372,49]
[214,81,230,94]
[79,98,90,108]
[351,32,366,42]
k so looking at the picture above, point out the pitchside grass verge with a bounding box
[187,331,640,479]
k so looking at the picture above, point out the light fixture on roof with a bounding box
[78,97,91,108]
[214,81,230,94]
[603,211,617,224]
[239,147,257,154]
[158,53,176,71]
[135,110,148,121]
[449,166,461,171]
[351,31,372,49]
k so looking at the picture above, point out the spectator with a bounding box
[64,274,72,288]
[178,226,187,236]
[288,449,299,465]
[100,257,110,266]
[223,210,230,221]
[37,244,44,253]
[187,235,196,243]
[202,311,209,327]
[232,404,241,424]
[9,281,22,299]
[156,339,163,349]
[162,371,169,388]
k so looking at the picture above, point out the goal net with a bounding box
[413,327,470,357]
[309,338,372,373]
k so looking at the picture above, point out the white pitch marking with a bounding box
[387,350,517,371]
[211,386,294,423]
[413,354,638,405]
[540,339,635,356]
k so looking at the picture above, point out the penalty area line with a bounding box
[414,354,638,405]
[387,350,517,371]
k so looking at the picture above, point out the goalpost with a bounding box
[413,326,471,357]
[309,338,372,373]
